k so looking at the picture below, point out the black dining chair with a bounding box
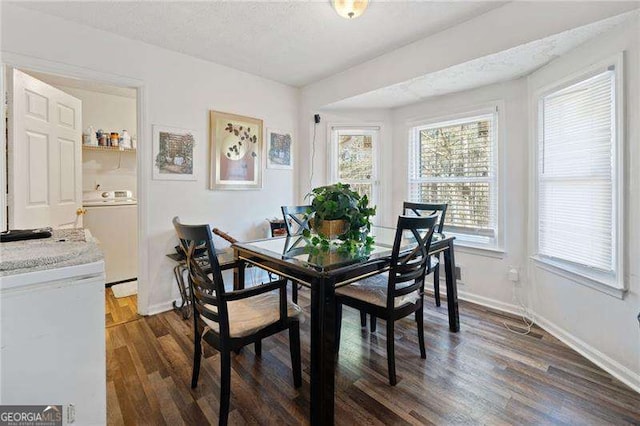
[172,217,302,425]
[335,214,439,386]
[403,202,448,307]
[367,202,447,333]
[280,205,312,303]
[281,205,312,236]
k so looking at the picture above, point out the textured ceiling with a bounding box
[13,1,505,87]
[25,70,137,98]
[324,11,637,110]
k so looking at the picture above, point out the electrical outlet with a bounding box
[508,266,520,284]
[438,265,462,282]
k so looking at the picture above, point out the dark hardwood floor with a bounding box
[105,288,640,425]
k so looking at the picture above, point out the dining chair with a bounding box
[280,205,312,303]
[367,202,447,333]
[173,217,302,426]
[403,202,448,307]
[281,205,312,236]
[335,214,439,386]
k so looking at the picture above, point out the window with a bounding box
[330,127,378,206]
[537,66,620,287]
[408,112,498,246]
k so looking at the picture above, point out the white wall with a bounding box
[310,108,394,226]
[301,2,638,110]
[52,85,138,195]
[391,79,529,312]
[298,7,640,391]
[1,4,298,313]
[56,86,137,137]
[298,2,637,203]
[82,150,137,195]
[304,80,531,317]
[527,16,640,390]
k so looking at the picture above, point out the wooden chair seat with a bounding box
[336,258,438,308]
[201,293,303,338]
[336,275,409,308]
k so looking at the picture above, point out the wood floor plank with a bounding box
[106,381,125,426]
[106,288,139,328]
[103,288,640,425]
[148,371,186,426]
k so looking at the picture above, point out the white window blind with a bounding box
[538,69,616,274]
[408,113,497,242]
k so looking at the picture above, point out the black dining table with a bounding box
[232,225,459,426]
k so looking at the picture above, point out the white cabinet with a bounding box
[0,261,106,425]
[84,204,137,284]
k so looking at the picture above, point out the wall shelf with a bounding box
[83,145,136,153]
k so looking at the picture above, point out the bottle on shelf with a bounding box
[83,125,96,146]
[97,129,108,146]
[120,130,132,149]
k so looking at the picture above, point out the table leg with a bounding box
[172,264,191,319]
[309,277,336,425]
[234,250,246,290]
[444,240,460,332]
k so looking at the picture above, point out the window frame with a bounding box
[406,104,503,251]
[328,124,381,216]
[532,53,625,295]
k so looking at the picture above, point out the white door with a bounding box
[330,127,379,208]
[8,68,82,229]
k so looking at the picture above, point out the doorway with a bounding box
[1,60,148,319]
[329,126,380,210]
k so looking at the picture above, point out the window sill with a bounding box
[531,255,627,300]
[454,240,505,259]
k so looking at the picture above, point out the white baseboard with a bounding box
[146,300,176,316]
[451,290,639,394]
[534,314,640,394]
[457,290,524,318]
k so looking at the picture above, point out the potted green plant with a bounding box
[303,182,376,251]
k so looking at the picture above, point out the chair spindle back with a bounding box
[387,214,438,310]
[281,205,312,236]
[403,202,448,234]
[172,217,230,337]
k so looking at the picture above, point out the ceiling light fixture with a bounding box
[332,0,369,19]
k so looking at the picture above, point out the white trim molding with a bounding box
[456,289,639,394]
[531,255,627,299]
[534,313,640,394]
[405,101,506,252]
[529,52,626,294]
[457,290,523,318]
[0,51,151,316]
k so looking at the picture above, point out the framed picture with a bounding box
[210,110,263,190]
[266,128,293,170]
[152,125,197,181]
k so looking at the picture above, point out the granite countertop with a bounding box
[0,228,104,277]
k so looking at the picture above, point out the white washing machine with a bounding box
[83,190,138,284]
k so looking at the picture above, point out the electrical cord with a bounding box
[309,121,318,192]
[503,285,534,335]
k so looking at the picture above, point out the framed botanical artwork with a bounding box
[210,110,263,190]
[152,125,197,181]
[266,128,293,170]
